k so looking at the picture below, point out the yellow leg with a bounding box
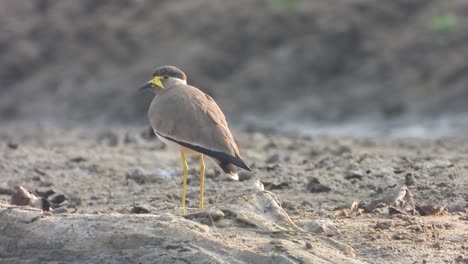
[180,152,188,215]
[199,154,205,209]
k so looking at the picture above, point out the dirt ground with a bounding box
[1,1,468,263]
[1,123,467,263]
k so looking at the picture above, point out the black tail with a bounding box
[219,156,251,174]
[156,132,251,171]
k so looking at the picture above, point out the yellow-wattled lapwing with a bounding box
[139,66,250,214]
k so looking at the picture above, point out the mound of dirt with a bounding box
[1,0,468,124]
[2,203,360,264]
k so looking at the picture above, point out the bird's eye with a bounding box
[163,75,169,80]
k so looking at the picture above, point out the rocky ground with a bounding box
[1,124,467,263]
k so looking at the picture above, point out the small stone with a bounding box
[127,178,143,194]
[7,142,18,149]
[0,186,13,195]
[11,185,51,211]
[305,242,313,250]
[34,169,47,176]
[263,181,289,190]
[254,180,265,191]
[300,220,340,236]
[372,168,393,178]
[404,173,415,186]
[52,207,68,214]
[306,177,331,193]
[388,206,407,215]
[391,234,405,240]
[11,185,33,206]
[455,255,467,263]
[344,170,364,180]
[31,175,41,181]
[372,207,389,215]
[447,203,465,213]
[208,210,225,222]
[183,210,225,225]
[374,221,394,230]
[69,156,87,163]
[334,201,362,218]
[49,194,67,204]
[130,205,150,214]
[416,205,446,216]
[238,171,253,181]
[265,153,280,164]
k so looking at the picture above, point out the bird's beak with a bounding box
[138,76,164,91]
[138,82,152,91]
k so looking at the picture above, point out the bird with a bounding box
[139,66,251,214]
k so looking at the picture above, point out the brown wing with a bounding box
[149,84,240,157]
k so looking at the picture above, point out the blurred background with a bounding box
[1,0,467,136]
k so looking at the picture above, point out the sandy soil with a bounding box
[1,124,467,263]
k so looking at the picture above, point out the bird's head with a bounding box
[139,66,187,92]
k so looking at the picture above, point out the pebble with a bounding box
[130,205,151,214]
[69,156,87,163]
[238,171,253,181]
[52,207,68,214]
[391,234,405,240]
[49,194,67,204]
[374,221,394,230]
[447,203,465,213]
[416,205,446,216]
[208,210,225,222]
[306,177,331,193]
[7,142,18,149]
[127,178,143,194]
[265,153,280,164]
[344,170,364,180]
[0,185,13,195]
[404,172,416,186]
[300,219,340,236]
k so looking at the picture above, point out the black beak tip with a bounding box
[138,83,152,91]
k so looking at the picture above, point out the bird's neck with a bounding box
[167,78,187,86]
